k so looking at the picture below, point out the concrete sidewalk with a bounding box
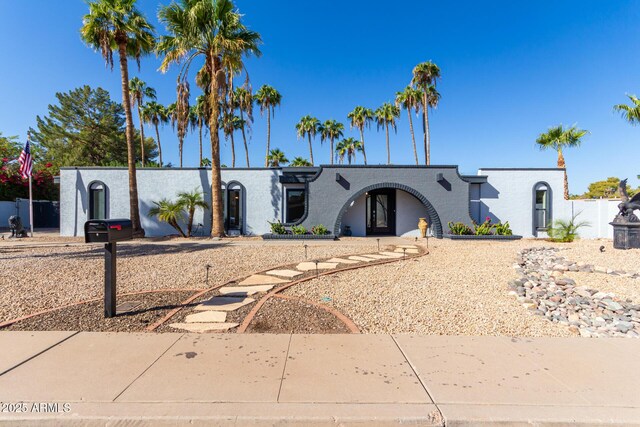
[0,332,638,426]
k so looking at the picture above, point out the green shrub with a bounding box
[448,221,473,235]
[268,221,287,234]
[473,218,494,235]
[291,225,307,235]
[494,221,513,236]
[547,213,590,243]
[311,224,329,235]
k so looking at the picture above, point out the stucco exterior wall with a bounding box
[477,169,569,238]
[396,190,430,237]
[299,166,474,238]
[60,167,281,237]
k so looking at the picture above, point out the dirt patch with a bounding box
[246,296,350,334]
[2,291,196,332]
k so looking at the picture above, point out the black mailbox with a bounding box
[84,219,133,243]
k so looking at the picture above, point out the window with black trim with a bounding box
[286,189,305,223]
[534,183,550,229]
[89,182,106,220]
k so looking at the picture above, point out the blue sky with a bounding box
[0,1,638,194]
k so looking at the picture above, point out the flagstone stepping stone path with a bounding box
[237,274,288,286]
[347,256,375,262]
[194,297,255,311]
[394,248,419,254]
[218,285,274,296]
[265,269,304,278]
[184,311,227,323]
[326,257,359,264]
[168,244,422,333]
[295,262,339,271]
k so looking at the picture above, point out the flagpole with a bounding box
[28,172,34,238]
[27,132,34,238]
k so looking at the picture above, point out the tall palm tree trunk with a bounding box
[359,127,368,165]
[187,208,194,237]
[330,137,334,165]
[422,93,429,165]
[208,56,225,237]
[265,109,271,167]
[118,43,144,237]
[385,123,390,165]
[240,110,250,167]
[179,137,184,168]
[557,149,569,199]
[199,119,203,166]
[407,108,418,165]
[308,134,314,165]
[154,123,163,167]
[137,105,146,167]
[230,130,236,168]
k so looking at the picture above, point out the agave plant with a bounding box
[547,213,590,243]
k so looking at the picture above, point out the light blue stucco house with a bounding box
[59,165,594,239]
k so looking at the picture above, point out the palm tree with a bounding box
[129,77,156,167]
[266,148,288,167]
[614,94,640,126]
[141,101,168,166]
[290,157,312,167]
[335,137,363,165]
[411,61,441,165]
[177,188,210,237]
[295,115,320,165]
[81,0,155,237]
[254,85,281,166]
[193,95,210,166]
[148,199,186,237]
[347,106,373,165]
[220,112,244,167]
[318,120,344,165]
[232,86,253,167]
[395,86,422,165]
[536,124,588,200]
[165,102,186,168]
[158,0,261,238]
[375,103,400,165]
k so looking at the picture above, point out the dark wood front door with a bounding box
[366,189,396,235]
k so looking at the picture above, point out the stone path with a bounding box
[512,247,640,338]
[168,244,421,333]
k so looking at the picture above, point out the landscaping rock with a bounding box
[514,247,639,338]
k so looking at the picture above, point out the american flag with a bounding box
[18,139,33,179]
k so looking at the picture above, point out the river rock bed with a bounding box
[512,247,640,338]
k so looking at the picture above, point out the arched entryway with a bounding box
[334,182,443,238]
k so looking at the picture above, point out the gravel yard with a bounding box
[284,239,588,337]
[561,239,640,273]
[0,238,380,323]
[3,234,639,337]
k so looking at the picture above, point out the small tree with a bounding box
[177,188,210,237]
[148,199,186,237]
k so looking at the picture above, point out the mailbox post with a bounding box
[84,219,133,318]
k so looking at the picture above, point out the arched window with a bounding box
[226,181,244,233]
[533,182,551,231]
[88,181,107,220]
